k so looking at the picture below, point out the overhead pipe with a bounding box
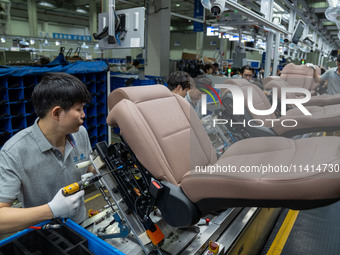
[221,0,289,35]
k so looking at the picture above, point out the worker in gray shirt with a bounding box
[308,55,340,95]
[0,73,93,234]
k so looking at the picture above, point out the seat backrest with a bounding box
[223,79,277,121]
[281,63,321,91]
[107,85,217,185]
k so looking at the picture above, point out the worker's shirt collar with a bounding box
[31,118,76,155]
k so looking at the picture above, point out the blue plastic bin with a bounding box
[0,220,125,255]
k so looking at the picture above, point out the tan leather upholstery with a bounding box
[262,63,340,107]
[107,85,340,210]
[224,79,340,136]
[182,136,340,202]
[107,85,217,185]
[263,63,321,93]
[304,94,340,107]
[265,78,340,106]
[262,76,281,87]
[281,63,320,92]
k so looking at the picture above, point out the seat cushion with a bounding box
[281,63,321,92]
[304,94,340,107]
[181,136,340,203]
[272,104,340,136]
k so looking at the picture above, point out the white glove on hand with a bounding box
[306,63,316,70]
[48,188,85,219]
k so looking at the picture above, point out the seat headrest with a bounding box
[220,79,252,98]
[224,78,251,87]
[108,84,172,111]
[282,63,320,77]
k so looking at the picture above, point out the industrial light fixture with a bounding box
[220,26,236,31]
[81,42,88,49]
[38,1,55,8]
[76,8,88,14]
[19,39,29,46]
[176,4,180,7]
[43,39,49,46]
[1,37,5,43]
[55,41,60,46]
[30,39,35,44]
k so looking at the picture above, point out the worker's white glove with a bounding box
[48,188,85,219]
[306,63,316,70]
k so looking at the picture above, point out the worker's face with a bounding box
[59,103,86,133]
[173,85,189,97]
[206,68,213,74]
[242,70,253,81]
[178,87,189,97]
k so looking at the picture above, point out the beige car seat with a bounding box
[263,63,340,106]
[106,85,340,227]
[222,79,340,137]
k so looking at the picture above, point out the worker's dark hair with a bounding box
[320,66,326,75]
[212,63,219,68]
[240,65,254,74]
[167,71,191,91]
[203,64,213,73]
[337,55,340,62]
[133,60,141,67]
[32,72,91,118]
[39,56,50,65]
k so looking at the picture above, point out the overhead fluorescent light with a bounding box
[81,42,88,49]
[220,26,236,31]
[30,39,35,44]
[76,8,88,14]
[1,37,5,43]
[19,39,29,46]
[38,1,55,8]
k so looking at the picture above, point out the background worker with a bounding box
[203,64,214,75]
[240,65,255,81]
[212,63,220,75]
[241,64,264,90]
[185,76,212,119]
[126,60,141,74]
[308,55,340,95]
[167,71,192,97]
[0,73,93,234]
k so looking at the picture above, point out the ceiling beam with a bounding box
[68,0,92,5]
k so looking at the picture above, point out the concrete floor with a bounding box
[84,185,110,216]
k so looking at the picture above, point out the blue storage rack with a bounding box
[0,219,125,255]
[109,73,166,135]
[0,61,109,149]
[110,73,166,91]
